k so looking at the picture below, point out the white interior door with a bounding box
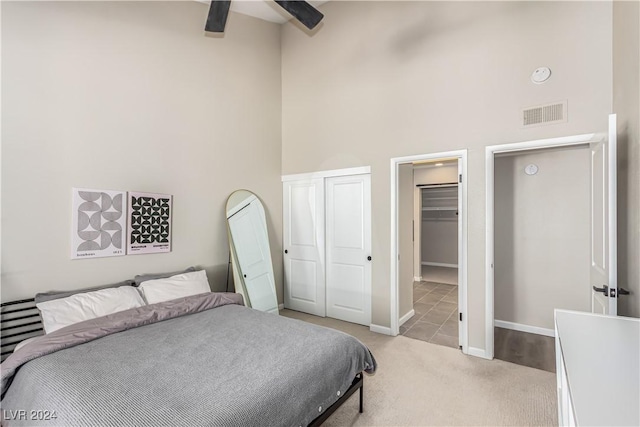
[591,114,617,315]
[283,179,326,316]
[228,200,278,314]
[325,174,372,326]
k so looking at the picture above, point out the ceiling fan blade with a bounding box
[274,1,324,30]
[205,0,231,33]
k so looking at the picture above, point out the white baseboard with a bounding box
[278,304,284,311]
[413,276,423,282]
[399,309,415,327]
[370,324,393,336]
[467,346,492,359]
[494,320,555,338]
[421,262,459,268]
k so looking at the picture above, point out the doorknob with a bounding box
[593,285,608,294]
[284,249,288,254]
[243,274,247,278]
[618,288,630,296]
[367,256,372,261]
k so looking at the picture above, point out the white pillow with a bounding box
[36,286,146,334]
[138,269,211,305]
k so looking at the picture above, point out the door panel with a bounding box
[283,179,325,316]
[326,174,371,325]
[590,114,617,315]
[228,201,278,314]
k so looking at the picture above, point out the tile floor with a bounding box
[400,281,459,349]
[494,327,556,373]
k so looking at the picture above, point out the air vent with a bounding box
[522,101,567,127]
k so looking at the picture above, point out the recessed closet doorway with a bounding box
[486,115,620,369]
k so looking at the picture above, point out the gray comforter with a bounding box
[0,292,376,427]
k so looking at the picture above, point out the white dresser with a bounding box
[554,310,640,426]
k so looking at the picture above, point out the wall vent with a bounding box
[522,101,567,127]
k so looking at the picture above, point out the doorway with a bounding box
[391,150,468,353]
[485,117,618,364]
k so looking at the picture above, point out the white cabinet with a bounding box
[555,310,639,426]
[283,172,372,326]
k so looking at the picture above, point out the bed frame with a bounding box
[0,297,366,426]
[1,298,44,362]
[309,372,364,426]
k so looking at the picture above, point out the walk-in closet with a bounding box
[398,160,460,349]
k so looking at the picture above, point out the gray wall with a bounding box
[282,1,612,350]
[415,165,459,267]
[398,164,414,319]
[413,164,459,277]
[1,2,284,302]
[494,146,591,330]
[613,1,640,318]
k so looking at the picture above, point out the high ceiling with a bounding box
[196,0,329,25]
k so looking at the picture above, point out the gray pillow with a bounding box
[34,280,136,305]
[133,266,197,287]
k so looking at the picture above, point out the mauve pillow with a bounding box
[35,280,135,305]
[134,266,197,287]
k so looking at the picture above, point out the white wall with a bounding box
[613,1,640,318]
[282,1,612,349]
[1,2,283,302]
[494,146,591,330]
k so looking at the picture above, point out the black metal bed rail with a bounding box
[308,372,364,427]
[1,298,43,362]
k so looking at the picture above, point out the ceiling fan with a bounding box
[205,0,324,33]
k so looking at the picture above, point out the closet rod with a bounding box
[416,182,458,188]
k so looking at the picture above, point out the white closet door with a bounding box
[325,174,372,326]
[228,200,278,314]
[283,179,326,316]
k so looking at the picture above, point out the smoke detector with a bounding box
[531,67,551,84]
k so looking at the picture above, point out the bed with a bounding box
[0,291,376,426]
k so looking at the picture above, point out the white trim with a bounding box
[278,303,284,311]
[486,133,601,154]
[608,114,618,315]
[485,131,607,361]
[281,166,371,182]
[391,149,468,355]
[467,346,491,360]
[413,276,422,282]
[421,261,458,268]
[495,320,555,338]
[369,324,392,335]
[399,309,415,327]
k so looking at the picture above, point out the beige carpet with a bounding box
[281,309,557,427]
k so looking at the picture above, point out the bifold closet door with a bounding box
[283,179,326,317]
[325,174,372,326]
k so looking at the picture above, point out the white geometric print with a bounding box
[71,188,127,259]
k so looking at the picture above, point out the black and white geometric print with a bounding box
[127,192,172,255]
[71,188,127,259]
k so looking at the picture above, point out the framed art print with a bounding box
[127,192,172,255]
[71,188,127,259]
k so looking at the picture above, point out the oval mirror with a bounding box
[225,190,278,314]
